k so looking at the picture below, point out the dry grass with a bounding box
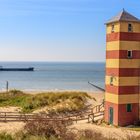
[1,125,140,140]
[0,89,92,113]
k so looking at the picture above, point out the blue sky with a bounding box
[0,0,139,62]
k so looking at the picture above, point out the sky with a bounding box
[0,0,139,62]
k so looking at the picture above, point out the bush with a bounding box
[0,91,91,113]
[25,119,67,138]
[78,129,105,140]
[125,132,140,140]
[15,131,55,140]
[0,132,13,140]
[2,127,140,140]
[9,89,23,95]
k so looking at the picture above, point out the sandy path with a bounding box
[0,107,25,135]
[0,122,25,135]
[0,107,21,112]
[71,121,140,140]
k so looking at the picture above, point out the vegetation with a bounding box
[126,127,140,131]
[0,89,93,113]
[0,133,13,140]
[1,90,140,139]
[0,116,140,140]
[0,120,140,140]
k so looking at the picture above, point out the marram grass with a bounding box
[0,89,93,113]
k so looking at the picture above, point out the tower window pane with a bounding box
[127,50,132,59]
[110,76,114,86]
[128,24,133,32]
[111,24,115,33]
[126,104,132,112]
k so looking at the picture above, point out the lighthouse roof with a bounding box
[106,9,140,24]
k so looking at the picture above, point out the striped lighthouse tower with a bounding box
[105,9,140,126]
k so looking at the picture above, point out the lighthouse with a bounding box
[105,9,140,126]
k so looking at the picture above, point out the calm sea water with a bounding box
[0,62,105,92]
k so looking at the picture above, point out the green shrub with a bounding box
[9,89,23,95]
[0,91,91,113]
[0,132,13,140]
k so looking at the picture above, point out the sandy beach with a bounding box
[0,91,140,139]
[0,90,104,133]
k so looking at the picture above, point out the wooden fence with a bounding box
[0,103,104,123]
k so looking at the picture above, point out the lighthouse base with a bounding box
[105,101,139,126]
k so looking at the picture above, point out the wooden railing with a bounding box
[0,103,104,123]
[88,111,104,123]
[91,102,104,114]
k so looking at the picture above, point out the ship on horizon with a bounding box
[0,66,34,71]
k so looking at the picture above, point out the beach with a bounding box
[0,90,104,133]
[0,90,140,139]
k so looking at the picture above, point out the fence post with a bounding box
[6,81,9,92]
[92,114,94,123]
[5,112,6,122]
[88,115,90,123]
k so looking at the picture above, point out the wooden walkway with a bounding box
[0,103,104,124]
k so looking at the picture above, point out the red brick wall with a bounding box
[118,103,139,126]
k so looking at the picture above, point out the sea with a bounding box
[0,62,105,92]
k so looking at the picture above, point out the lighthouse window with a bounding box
[110,76,114,86]
[126,104,132,112]
[111,24,115,33]
[127,50,133,59]
[128,23,133,32]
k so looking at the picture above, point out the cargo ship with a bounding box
[0,66,34,71]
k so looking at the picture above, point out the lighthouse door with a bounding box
[109,107,113,124]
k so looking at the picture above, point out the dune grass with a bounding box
[126,127,140,131]
[1,127,140,140]
[0,89,93,113]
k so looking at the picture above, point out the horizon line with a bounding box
[0,60,105,63]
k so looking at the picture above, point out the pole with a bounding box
[88,81,105,92]
[6,81,9,92]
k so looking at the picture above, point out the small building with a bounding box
[105,9,140,126]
